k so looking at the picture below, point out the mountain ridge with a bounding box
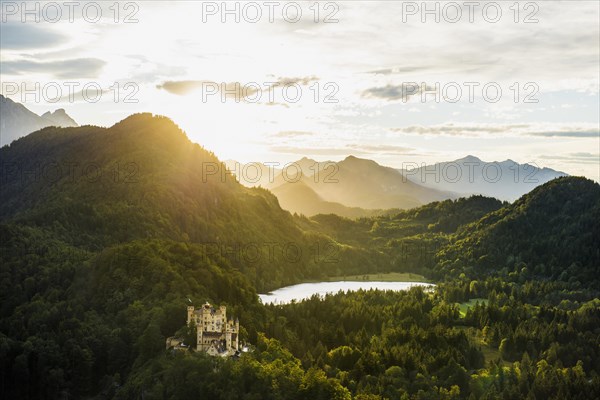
[0,94,78,146]
[230,153,567,216]
[436,176,600,282]
[401,156,568,201]
[0,113,380,290]
[232,156,457,216]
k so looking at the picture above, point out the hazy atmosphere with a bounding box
[1,2,599,400]
[1,1,599,179]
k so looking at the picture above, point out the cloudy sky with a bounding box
[1,1,599,180]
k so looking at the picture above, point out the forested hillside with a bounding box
[436,177,600,283]
[1,116,599,399]
[0,114,381,290]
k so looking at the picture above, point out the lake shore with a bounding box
[259,276,435,305]
[301,272,430,284]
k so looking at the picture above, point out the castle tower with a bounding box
[235,318,240,350]
[187,305,195,325]
[225,330,232,351]
[197,325,203,349]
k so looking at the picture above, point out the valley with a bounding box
[0,115,598,399]
[2,2,599,398]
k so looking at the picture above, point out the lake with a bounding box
[259,281,434,304]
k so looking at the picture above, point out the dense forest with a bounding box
[0,115,598,399]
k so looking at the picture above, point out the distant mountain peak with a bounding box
[294,156,319,165]
[41,109,78,127]
[339,155,384,171]
[403,155,568,201]
[458,155,482,163]
[342,155,376,165]
[42,108,68,117]
[0,95,77,146]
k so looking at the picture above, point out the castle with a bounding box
[186,302,240,356]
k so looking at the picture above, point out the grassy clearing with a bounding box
[455,300,510,368]
[310,272,429,283]
[457,298,489,317]
[456,326,510,368]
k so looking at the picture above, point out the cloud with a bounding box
[347,144,414,155]
[390,123,599,138]
[156,80,207,95]
[0,23,66,49]
[270,146,366,156]
[529,130,599,138]
[157,76,320,101]
[366,66,430,75]
[273,76,319,86]
[540,153,599,164]
[270,143,414,157]
[571,152,599,158]
[361,84,437,101]
[1,87,111,103]
[392,124,516,136]
[264,102,290,108]
[273,131,315,138]
[215,82,261,100]
[156,80,260,100]
[1,58,106,78]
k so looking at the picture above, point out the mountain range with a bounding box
[401,155,568,201]
[1,114,598,399]
[0,97,566,215]
[228,156,458,217]
[1,114,593,290]
[229,155,567,217]
[0,94,78,146]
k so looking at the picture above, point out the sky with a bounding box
[1,0,599,180]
